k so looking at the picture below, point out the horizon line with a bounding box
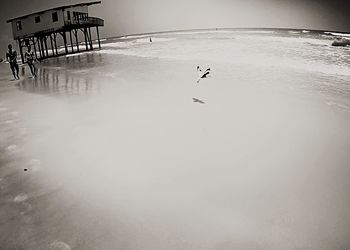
[107,27,350,40]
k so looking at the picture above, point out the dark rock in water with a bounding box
[332,38,350,47]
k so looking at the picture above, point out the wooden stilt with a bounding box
[84,28,89,51]
[96,26,101,49]
[32,37,38,59]
[74,29,80,52]
[62,32,68,54]
[40,37,45,59]
[50,34,55,56]
[44,36,49,57]
[88,27,93,50]
[37,37,42,59]
[69,30,74,53]
[54,33,58,55]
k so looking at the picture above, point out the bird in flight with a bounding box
[197,66,211,83]
[192,98,205,104]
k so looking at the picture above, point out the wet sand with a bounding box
[1,35,350,249]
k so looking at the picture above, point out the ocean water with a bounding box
[1,29,350,249]
[105,29,350,110]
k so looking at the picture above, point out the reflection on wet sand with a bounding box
[18,68,93,95]
[18,54,103,95]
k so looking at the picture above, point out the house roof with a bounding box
[6,1,101,23]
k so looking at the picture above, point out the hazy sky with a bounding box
[0,0,349,56]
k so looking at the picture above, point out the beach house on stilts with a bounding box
[6,1,104,62]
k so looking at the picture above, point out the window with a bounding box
[52,12,58,22]
[67,11,71,20]
[35,16,41,23]
[16,21,22,31]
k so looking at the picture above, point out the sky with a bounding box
[0,0,349,56]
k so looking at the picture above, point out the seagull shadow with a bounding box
[192,98,205,104]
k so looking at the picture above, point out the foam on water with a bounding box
[136,37,175,43]
[324,32,350,38]
[119,34,152,40]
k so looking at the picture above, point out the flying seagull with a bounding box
[192,98,205,104]
[197,66,211,83]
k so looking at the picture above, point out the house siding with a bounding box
[11,10,65,39]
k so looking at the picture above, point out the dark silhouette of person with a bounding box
[25,45,37,77]
[6,44,20,80]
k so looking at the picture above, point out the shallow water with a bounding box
[1,29,350,249]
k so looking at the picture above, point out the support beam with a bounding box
[50,34,55,56]
[69,30,74,53]
[96,26,101,49]
[88,27,93,50]
[54,33,58,55]
[32,37,38,59]
[84,28,89,51]
[37,37,42,59]
[40,37,45,59]
[74,29,80,52]
[62,32,68,54]
[44,36,49,57]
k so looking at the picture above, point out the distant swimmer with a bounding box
[25,45,37,77]
[196,66,211,83]
[6,44,20,80]
[192,98,205,104]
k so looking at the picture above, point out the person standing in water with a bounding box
[6,44,20,80]
[25,45,37,77]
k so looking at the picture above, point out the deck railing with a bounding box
[64,17,104,27]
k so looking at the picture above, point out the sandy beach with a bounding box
[1,30,350,249]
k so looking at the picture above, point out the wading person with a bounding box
[6,44,20,80]
[25,45,37,77]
